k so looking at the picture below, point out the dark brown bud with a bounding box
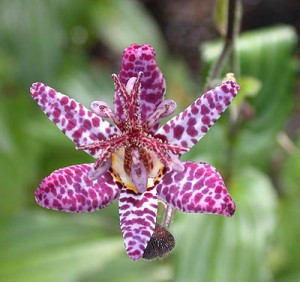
[143,223,175,260]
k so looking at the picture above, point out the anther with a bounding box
[145,100,177,129]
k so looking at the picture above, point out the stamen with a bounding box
[168,153,184,172]
[112,74,130,122]
[126,72,143,127]
[89,158,112,180]
[91,101,121,127]
[131,149,148,193]
[125,77,137,94]
[145,100,177,129]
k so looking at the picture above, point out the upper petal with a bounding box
[35,164,121,212]
[156,162,235,217]
[30,82,117,157]
[155,80,239,150]
[119,187,158,261]
[115,44,166,128]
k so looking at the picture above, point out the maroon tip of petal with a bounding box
[119,43,156,85]
[225,201,236,217]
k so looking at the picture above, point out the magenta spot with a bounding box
[215,185,223,194]
[205,178,216,188]
[162,174,173,186]
[174,172,185,182]
[181,140,188,147]
[52,199,61,208]
[204,196,212,203]
[69,205,77,212]
[202,188,209,194]
[72,130,82,139]
[163,124,170,133]
[201,126,208,133]
[74,183,81,192]
[195,178,204,189]
[92,117,100,127]
[186,126,198,137]
[173,125,184,140]
[67,189,74,197]
[83,119,92,130]
[88,188,97,199]
[191,104,199,115]
[67,121,76,130]
[129,54,136,61]
[70,100,76,109]
[208,199,216,208]
[201,115,211,125]
[61,97,69,105]
[221,85,229,93]
[181,192,191,204]
[79,107,85,116]
[92,199,99,209]
[53,109,61,118]
[65,112,74,120]
[187,118,196,126]
[128,250,142,257]
[201,105,210,115]
[182,182,192,192]
[194,193,203,203]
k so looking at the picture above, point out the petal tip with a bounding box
[30,82,42,95]
[224,201,236,217]
[128,251,144,261]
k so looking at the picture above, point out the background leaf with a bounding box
[174,168,277,282]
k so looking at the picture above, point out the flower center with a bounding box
[77,72,188,193]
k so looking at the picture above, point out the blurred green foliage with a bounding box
[0,1,299,282]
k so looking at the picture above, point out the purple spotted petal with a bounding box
[119,187,158,261]
[157,162,235,217]
[156,80,239,150]
[35,164,120,212]
[115,44,166,128]
[30,83,117,157]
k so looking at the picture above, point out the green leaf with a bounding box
[200,25,297,170]
[0,211,124,282]
[173,168,277,282]
[0,210,174,282]
[202,25,297,133]
[232,76,262,106]
[273,139,300,281]
[0,0,66,84]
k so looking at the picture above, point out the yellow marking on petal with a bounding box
[111,148,165,194]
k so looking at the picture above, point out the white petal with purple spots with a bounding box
[156,81,239,150]
[156,162,235,217]
[35,164,121,212]
[30,82,117,157]
[119,187,158,261]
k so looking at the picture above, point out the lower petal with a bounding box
[119,187,158,261]
[156,162,235,217]
[35,164,120,212]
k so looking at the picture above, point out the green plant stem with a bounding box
[205,0,238,91]
[162,204,175,229]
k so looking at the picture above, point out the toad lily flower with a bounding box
[30,44,239,261]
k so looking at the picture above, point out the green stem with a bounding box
[162,205,175,229]
[205,0,239,91]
